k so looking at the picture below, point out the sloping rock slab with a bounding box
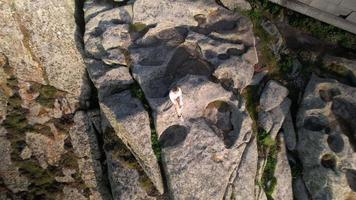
[296,75,356,199]
[100,90,164,194]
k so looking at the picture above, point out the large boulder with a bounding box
[296,75,356,199]
[158,75,253,199]
[260,80,289,112]
[0,0,90,107]
[83,0,259,197]
[258,80,291,139]
[0,1,110,198]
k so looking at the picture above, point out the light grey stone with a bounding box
[0,0,91,108]
[213,56,255,90]
[85,59,134,98]
[220,0,252,10]
[282,111,297,151]
[346,12,356,23]
[260,80,289,112]
[20,146,32,160]
[340,0,356,11]
[269,98,291,140]
[272,133,293,200]
[230,137,258,200]
[100,90,164,194]
[258,111,273,133]
[105,150,155,200]
[296,75,356,199]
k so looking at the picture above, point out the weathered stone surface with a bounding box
[213,56,255,90]
[0,127,29,193]
[296,75,356,199]
[282,111,297,151]
[258,90,291,139]
[70,111,101,159]
[229,137,258,200]
[100,90,164,194]
[258,111,274,133]
[84,0,258,198]
[84,6,132,60]
[323,55,356,85]
[61,186,87,200]
[20,146,32,160]
[260,80,289,112]
[0,0,90,107]
[293,177,310,200]
[269,98,291,140]
[85,59,134,98]
[25,124,67,169]
[272,133,293,200]
[220,0,252,10]
[69,111,111,200]
[159,76,253,199]
[55,168,76,183]
[105,150,155,200]
[250,70,268,86]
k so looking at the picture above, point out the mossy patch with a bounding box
[261,141,278,199]
[32,83,60,108]
[129,22,147,33]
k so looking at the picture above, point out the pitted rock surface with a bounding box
[296,75,356,199]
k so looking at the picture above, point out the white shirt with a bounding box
[169,88,183,106]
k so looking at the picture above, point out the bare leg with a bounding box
[174,103,182,117]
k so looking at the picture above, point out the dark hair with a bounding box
[171,86,179,92]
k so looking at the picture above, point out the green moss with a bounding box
[129,22,147,33]
[33,84,59,108]
[261,143,278,200]
[151,128,161,161]
[60,151,79,169]
[139,176,154,191]
[130,83,146,104]
[130,83,162,161]
[288,11,356,50]
[30,124,53,138]
[262,135,276,147]
[247,0,356,50]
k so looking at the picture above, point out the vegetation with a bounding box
[130,83,162,161]
[246,0,356,50]
[261,141,278,200]
[32,83,62,108]
[129,22,147,33]
[288,12,356,50]
[1,61,89,199]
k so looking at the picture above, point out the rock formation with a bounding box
[296,75,356,199]
[2,0,355,199]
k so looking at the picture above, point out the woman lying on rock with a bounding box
[169,86,184,121]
